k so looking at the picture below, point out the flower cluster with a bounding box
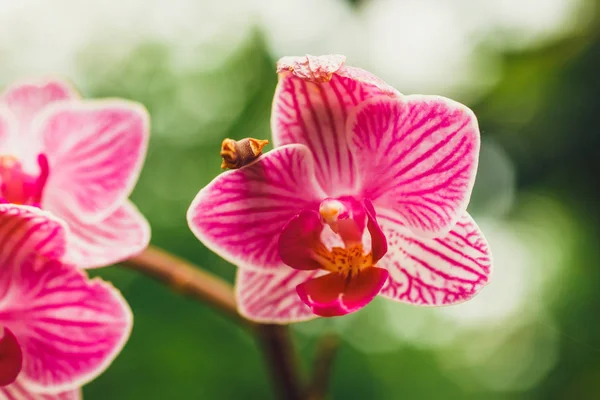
[188,54,492,322]
[0,53,494,397]
[0,79,149,397]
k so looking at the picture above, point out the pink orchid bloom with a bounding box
[0,78,150,268]
[0,204,132,398]
[188,54,492,322]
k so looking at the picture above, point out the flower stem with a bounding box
[306,334,340,400]
[257,324,304,400]
[121,246,304,400]
[121,245,252,327]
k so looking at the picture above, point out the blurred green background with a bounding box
[3,0,600,398]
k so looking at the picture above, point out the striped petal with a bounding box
[61,201,150,269]
[0,206,132,393]
[378,213,492,306]
[188,145,325,271]
[38,100,149,223]
[1,380,80,400]
[0,78,78,139]
[349,96,480,236]
[0,204,66,261]
[272,54,400,197]
[236,268,321,324]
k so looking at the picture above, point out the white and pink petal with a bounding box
[349,95,480,236]
[272,54,400,197]
[0,379,81,400]
[0,78,78,138]
[236,268,321,324]
[38,100,149,222]
[378,213,492,306]
[60,201,150,269]
[0,259,132,393]
[0,205,132,393]
[0,204,66,263]
[188,144,325,271]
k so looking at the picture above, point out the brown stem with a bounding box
[120,246,304,399]
[121,245,252,327]
[306,334,340,400]
[256,324,304,400]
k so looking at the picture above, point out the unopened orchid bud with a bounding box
[220,138,269,170]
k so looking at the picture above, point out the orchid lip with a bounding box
[280,198,387,278]
[0,153,49,207]
[278,199,389,317]
[296,266,389,317]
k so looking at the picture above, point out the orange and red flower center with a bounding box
[0,154,49,207]
[312,242,373,280]
[278,199,389,317]
[311,198,374,279]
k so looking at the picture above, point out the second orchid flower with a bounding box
[0,79,150,269]
[188,54,492,322]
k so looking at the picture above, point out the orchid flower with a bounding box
[0,204,132,399]
[188,55,492,322]
[0,79,150,268]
